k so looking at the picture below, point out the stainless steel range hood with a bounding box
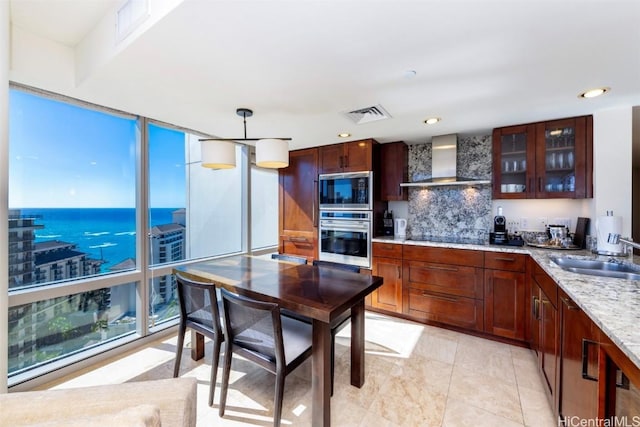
[400,134,491,187]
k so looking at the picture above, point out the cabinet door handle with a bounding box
[339,156,344,168]
[425,265,459,272]
[494,257,516,262]
[397,266,401,279]
[532,296,540,320]
[581,339,598,382]
[290,236,309,243]
[560,296,580,310]
[616,369,630,390]
[538,177,543,192]
[529,177,534,194]
[421,291,458,302]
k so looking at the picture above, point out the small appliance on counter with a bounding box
[489,206,524,246]
[394,218,407,239]
[383,210,394,236]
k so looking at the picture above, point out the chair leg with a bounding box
[273,371,286,427]
[173,323,187,378]
[219,344,233,417]
[208,336,222,407]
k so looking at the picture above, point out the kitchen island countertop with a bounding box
[372,236,640,370]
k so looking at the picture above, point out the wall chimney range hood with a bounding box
[400,134,491,187]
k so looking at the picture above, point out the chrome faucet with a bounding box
[607,233,640,252]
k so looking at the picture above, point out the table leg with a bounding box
[350,299,365,387]
[190,330,204,361]
[311,319,331,427]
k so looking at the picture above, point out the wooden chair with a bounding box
[173,273,224,407]
[270,253,307,264]
[312,260,361,395]
[218,288,312,427]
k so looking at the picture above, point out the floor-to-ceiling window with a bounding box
[7,89,139,377]
[6,85,277,385]
[147,123,244,326]
[251,165,279,251]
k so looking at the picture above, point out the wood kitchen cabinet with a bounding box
[493,115,593,200]
[319,139,377,174]
[379,141,408,201]
[529,260,559,410]
[558,289,600,421]
[599,333,640,420]
[371,242,403,313]
[484,252,526,340]
[403,245,484,331]
[278,148,318,259]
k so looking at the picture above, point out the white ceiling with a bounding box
[9,0,640,150]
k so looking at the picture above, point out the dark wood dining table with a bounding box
[173,254,383,427]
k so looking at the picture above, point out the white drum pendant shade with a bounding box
[256,138,289,168]
[201,140,236,169]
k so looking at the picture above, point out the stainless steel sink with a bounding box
[549,256,640,280]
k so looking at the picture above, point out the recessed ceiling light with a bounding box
[424,117,440,125]
[338,132,351,138]
[579,87,610,98]
[403,70,417,79]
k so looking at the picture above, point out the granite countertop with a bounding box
[372,236,640,370]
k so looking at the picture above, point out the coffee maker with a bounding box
[489,206,524,246]
[490,210,508,244]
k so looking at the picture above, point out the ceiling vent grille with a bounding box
[343,104,392,124]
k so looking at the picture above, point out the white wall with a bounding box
[1,0,9,394]
[592,107,633,236]
[490,199,591,233]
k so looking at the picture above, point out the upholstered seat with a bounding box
[218,288,312,427]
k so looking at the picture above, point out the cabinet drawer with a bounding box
[281,237,315,259]
[405,260,484,299]
[403,245,484,267]
[408,288,484,331]
[372,242,402,258]
[485,252,526,272]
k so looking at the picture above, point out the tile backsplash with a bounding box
[407,135,493,240]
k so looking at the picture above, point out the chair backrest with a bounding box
[220,289,284,367]
[175,272,222,335]
[312,259,361,273]
[271,253,307,264]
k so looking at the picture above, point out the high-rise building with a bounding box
[8,210,43,289]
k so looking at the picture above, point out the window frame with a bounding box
[5,83,278,387]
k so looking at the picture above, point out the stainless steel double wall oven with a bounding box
[318,171,373,268]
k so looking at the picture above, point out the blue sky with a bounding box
[9,89,186,208]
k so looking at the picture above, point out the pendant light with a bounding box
[199,108,291,169]
[255,138,289,168]
[201,140,236,169]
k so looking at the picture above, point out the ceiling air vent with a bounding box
[343,104,392,124]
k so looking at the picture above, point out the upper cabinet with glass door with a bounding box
[492,124,536,199]
[493,115,593,199]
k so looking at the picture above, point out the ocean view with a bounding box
[19,207,181,272]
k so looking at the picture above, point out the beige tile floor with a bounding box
[47,312,557,427]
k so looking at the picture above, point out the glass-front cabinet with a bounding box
[492,115,593,199]
[493,124,536,198]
